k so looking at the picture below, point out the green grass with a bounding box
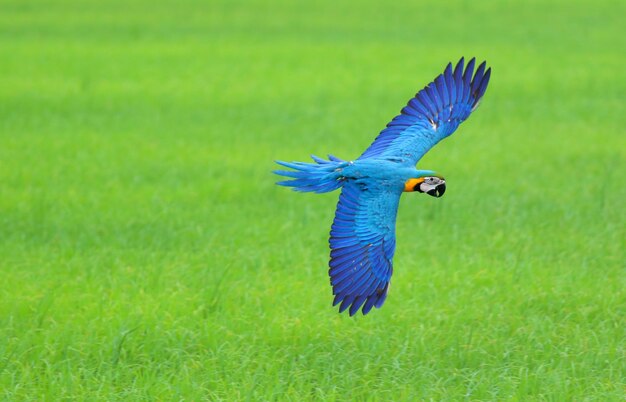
[1,0,625,400]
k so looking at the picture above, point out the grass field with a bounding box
[1,0,625,400]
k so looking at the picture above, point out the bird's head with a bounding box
[404,176,446,197]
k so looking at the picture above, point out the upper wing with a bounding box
[359,57,491,165]
[328,180,402,316]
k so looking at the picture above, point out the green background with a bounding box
[1,0,624,400]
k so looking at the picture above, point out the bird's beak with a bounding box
[427,183,446,198]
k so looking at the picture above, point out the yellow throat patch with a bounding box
[404,178,425,192]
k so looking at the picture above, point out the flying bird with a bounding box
[274,57,491,316]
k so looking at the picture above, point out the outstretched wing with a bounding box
[359,57,491,165]
[329,180,402,316]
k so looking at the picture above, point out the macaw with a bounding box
[274,57,491,316]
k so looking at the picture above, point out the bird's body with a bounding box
[275,58,491,316]
[337,158,435,185]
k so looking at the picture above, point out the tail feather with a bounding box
[327,154,345,162]
[274,155,349,193]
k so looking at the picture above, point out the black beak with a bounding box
[426,183,446,198]
[435,183,446,197]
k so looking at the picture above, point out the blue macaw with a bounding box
[274,58,491,316]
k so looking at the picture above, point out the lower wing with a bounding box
[328,180,402,316]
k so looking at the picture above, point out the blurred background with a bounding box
[0,0,624,399]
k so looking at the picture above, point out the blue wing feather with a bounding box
[362,294,379,315]
[444,63,455,104]
[328,181,401,316]
[359,57,491,164]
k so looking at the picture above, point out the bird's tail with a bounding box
[274,154,349,193]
